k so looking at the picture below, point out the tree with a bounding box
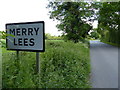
[90,31,99,39]
[90,28,100,39]
[98,2,120,44]
[47,1,101,43]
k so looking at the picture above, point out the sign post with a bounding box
[36,52,40,73]
[16,50,19,60]
[6,21,45,73]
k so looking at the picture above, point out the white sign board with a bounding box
[6,21,45,52]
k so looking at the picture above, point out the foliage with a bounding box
[0,31,6,39]
[47,2,101,43]
[0,31,14,48]
[90,32,99,39]
[40,41,90,88]
[0,31,6,48]
[98,2,120,45]
[2,51,38,88]
[45,33,63,40]
[0,39,6,48]
[90,29,100,39]
[2,40,91,88]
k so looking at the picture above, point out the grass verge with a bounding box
[101,40,120,47]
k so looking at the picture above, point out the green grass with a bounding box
[2,40,91,88]
[46,40,64,42]
[101,40,120,47]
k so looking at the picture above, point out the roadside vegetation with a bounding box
[2,39,91,88]
[1,1,119,88]
[97,2,119,47]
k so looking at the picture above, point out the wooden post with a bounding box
[36,52,40,73]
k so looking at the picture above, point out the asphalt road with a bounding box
[90,40,118,88]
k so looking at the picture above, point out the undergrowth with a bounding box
[2,40,91,88]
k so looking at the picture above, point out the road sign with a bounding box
[6,21,45,52]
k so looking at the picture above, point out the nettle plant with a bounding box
[0,30,14,48]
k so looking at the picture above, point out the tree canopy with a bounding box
[98,2,120,44]
[47,1,101,43]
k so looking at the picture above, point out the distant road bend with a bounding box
[90,40,118,88]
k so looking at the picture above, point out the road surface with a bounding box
[90,40,118,88]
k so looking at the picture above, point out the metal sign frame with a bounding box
[6,21,45,52]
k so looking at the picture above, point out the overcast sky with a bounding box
[0,0,98,36]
